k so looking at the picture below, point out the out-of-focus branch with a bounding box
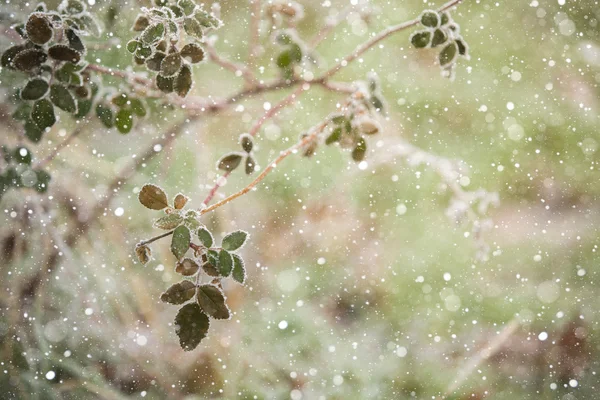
[205,43,258,86]
[309,5,353,48]
[35,124,86,169]
[248,0,262,65]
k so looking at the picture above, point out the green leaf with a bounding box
[32,99,56,130]
[77,14,102,37]
[111,93,128,107]
[169,5,185,18]
[95,104,114,128]
[325,127,342,145]
[420,10,439,27]
[115,108,133,134]
[26,14,53,45]
[171,225,191,259]
[24,119,43,142]
[440,12,450,26]
[135,244,152,264]
[431,28,448,47]
[34,170,51,193]
[13,147,32,165]
[456,38,469,57]
[138,184,169,210]
[160,52,182,77]
[141,23,165,44]
[174,303,209,351]
[218,249,233,276]
[12,49,47,72]
[50,84,77,113]
[196,284,230,319]
[245,155,255,175]
[175,257,200,276]
[126,40,139,54]
[217,152,243,171]
[352,137,367,162]
[21,79,49,101]
[48,45,81,63]
[232,254,246,285]
[439,41,458,67]
[174,65,193,97]
[75,99,92,118]
[222,230,248,251]
[194,10,221,28]
[183,17,203,39]
[13,103,32,121]
[130,98,147,117]
[178,0,197,15]
[160,280,196,305]
[207,249,219,268]
[197,227,214,248]
[66,29,85,53]
[410,30,431,49]
[60,0,86,14]
[180,43,205,64]
[154,213,183,230]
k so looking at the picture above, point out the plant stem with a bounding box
[206,43,258,86]
[138,229,175,246]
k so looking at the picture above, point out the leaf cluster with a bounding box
[0,146,50,200]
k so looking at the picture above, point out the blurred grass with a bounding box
[1,0,599,399]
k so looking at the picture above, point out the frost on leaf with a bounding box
[221,230,248,251]
[171,225,191,259]
[175,257,200,276]
[196,284,230,319]
[135,244,152,264]
[232,254,246,285]
[138,184,169,210]
[154,213,183,230]
[161,280,196,304]
[174,303,209,351]
[217,152,243,172]
[218,249,233,276]
[197,227,214,248]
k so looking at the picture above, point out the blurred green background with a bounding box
[1,0,599,399]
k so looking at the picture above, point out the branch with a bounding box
[200,118,331,216]
[308,5,353,48]
[248,0,262,65]
[34,124,86,169]
[317,0,464,81]
[205,43,258,86]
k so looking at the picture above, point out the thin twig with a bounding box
[309,5,353,48]
[317,0,464,80]
[205,44,258,86]
[248,0,262,65]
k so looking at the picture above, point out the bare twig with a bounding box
[248,0,262,65]
[205,43,258,86]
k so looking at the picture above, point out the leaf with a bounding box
[440,12,451,26]
[13,146,32,165]
[48,45,81,63]
[222,230,248,251]
[245,155,255,175]
[24,119,43,142]
[160,280,196,304]
[95,104,114,128]
[1,45,27,69]
[325,127,342,145]
[180,43,205,63]
[26,14,53,45]
[183,17,203,39]
[115,109,133,134]
[171,225,191,259]
[173,193,189,209]
[50,84,77,113]
[34,170,51,193]
[239,133,253,153]
[76,14,102,37]
[32,99,56,130]
[201,261,219,277]
[218,249,233,276]
[174,303,209,351]
[141,23,165,44]
[178,0,196,15]
[156,75,174,93]
[207,249,219,268]
[352,137,367,162]
[13,103,32,121]
[126,39,139,54]
[217,152,243,171]
[357,117,380,135]
[135,244,152,264]
[194,10,221,28]
[132,14,149,31]
[66,29,85,53]
[153,213,183,230]
[420,10,439,27]
[175,257,200,276]
[160,52,182,77]
[75,99,92,117]
[174,65,193,97]
[456,38,469,57]
[145,51,165,72]
[60,0,86,14]
[197,227,214,248]
[21,79,49,101]
[111,93,129,107]
[196,284,230,319]
[439,41,458,67]
[431,28,447,47]
[13,49,48,71]
[138,184,169,210]
[232,254,246,285]
[410,30,431,49]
